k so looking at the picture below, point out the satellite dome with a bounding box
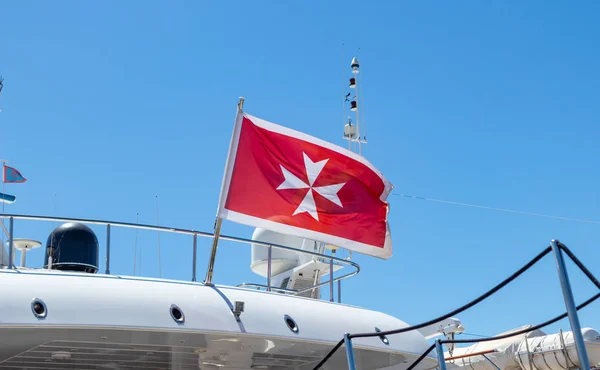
[44,222,99,273]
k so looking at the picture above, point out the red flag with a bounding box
[217,109,393,259]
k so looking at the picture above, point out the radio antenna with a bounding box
[342,56,367,155]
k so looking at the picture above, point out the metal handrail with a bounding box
[0,213,360,302]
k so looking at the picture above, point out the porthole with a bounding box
[284,314,299,334]
[31,298,47,319]
[170,304,185,324]
[375,327,389,345]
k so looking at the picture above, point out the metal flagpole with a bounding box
[204,217,223,285]
[204,97,245,285]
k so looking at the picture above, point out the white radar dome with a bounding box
[250,228,312,277]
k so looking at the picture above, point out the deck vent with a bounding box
[31,298,47,319]
[170,304,184,324]
[375,327,389,345]
[284,314,299,334]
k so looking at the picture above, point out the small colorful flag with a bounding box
[3,165,26,183]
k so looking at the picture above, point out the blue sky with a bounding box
[2,0,600,343]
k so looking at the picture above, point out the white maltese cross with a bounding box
[276,152,346,221]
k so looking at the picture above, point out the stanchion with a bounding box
[344,333,357,370]
[550,239,591,370]
[436,340,447,370]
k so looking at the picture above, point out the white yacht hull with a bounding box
[0,269,437,370]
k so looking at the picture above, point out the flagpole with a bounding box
[204,97,245,285]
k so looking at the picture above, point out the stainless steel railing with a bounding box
[0,213,359,302]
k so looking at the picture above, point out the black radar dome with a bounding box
[44,222,99,273]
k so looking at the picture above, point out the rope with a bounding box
[406,344,435,370]
[559,243,600,290]
[402,292,600,370]
[313,242,600,370]
[444,292,600,344]
[311,339,344,370]
[350,246,551,339]
[312,246,551,369]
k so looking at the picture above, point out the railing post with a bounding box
[344,333,357,370]
[338,280,342,303]
[436,339,447,370]
[8,217,14,269]
[550,240,591,370]
[267,245,272,292]
[330,258,334,302]
[105,224,111,274]
[311,270,321,298]
[192,234,198,282]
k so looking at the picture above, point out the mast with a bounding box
[343,57,367,155]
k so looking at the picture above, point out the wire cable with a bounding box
[394,193,600,225]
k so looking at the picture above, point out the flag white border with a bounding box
[216,107,244,217]
[220,208,392,259]
[216,110,393,259]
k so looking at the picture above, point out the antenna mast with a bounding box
[343,57,367,155]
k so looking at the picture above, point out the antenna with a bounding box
[156,195,162,278]
[0,76,4,112]
[342,56,367,155]
[133,212,139,276]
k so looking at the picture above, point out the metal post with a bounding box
[559,329,576,368]
[311,270,321,298]
[204,217,222,285]
[267,246,272,292]
[525,335,534,370]
[344,333,357,370]
[8,217,13,269]
[338,280,342,303]
[330,258,334,302]
[550,240,590,370]
[20,250,26,267]
[436,340,447,370]
[105,224,111,274]
[192,234,198,282]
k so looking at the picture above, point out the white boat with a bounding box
[0,217,449,370]
[0,56,445,370]
[1,57,599,370]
